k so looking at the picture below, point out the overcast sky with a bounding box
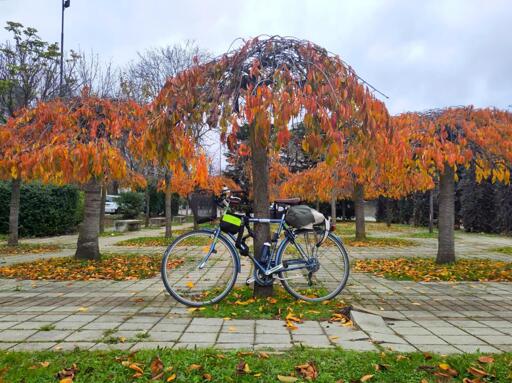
[1,0,511,115]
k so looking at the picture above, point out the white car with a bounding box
[105,195,120,214]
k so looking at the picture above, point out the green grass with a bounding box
[402,231,439,239]
[38,324,56,331]
[492,246,512,255]
[335,222,417,236]
[0,348,510,382]
[115,230,212,247]
[193,286,349,321]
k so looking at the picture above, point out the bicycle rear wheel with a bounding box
[277,231,349,302]
[161,229,238,307]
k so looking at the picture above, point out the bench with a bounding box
[115,219,142,232]
[149,217,166,227]
[173,215,186,224]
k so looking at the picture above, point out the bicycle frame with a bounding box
[200,212,314,279]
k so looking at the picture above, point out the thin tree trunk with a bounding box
[164,172,173,238]
[315,199,320,211]
[428,188,434,234]
[75,179,101,260]
[99,184,107,234]
[330,193,336,229]
[385,198,392,228]
[250,124,272,297]
[436,165,455,264]
[341,201,346,221]
[353,183,366,240]
[8,178,21,246]
[144,185,150,228]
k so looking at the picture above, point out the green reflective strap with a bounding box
[222,214,241,226]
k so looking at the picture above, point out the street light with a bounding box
[59,0,70,97]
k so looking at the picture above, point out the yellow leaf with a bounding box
[77,307,88,312]
[329,336,339,341]
[128,363,144,374]
[244,363,251,373]
[439,363,450,370]
[166,373,177,382]
[59,379,73,383]
[360,374,374,382]
[188,364,202,371]
[186,281,195,288]
[40,361,50,368]
[277,375,298,382]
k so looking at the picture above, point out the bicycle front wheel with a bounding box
[161,229,238,307]
[277,231,350,302]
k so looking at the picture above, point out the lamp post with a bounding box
[59,0,70,97]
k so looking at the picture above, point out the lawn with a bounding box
[0,253,182,281]
[191,286,351,323]
[492,246,512,256]
[335,222,417,236]
[0,243,61,256]
[0,348,509,382]
[354,257,512,282]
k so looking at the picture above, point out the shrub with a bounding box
[118,191,145,219]
[0,181,81,237]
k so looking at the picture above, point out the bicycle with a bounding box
[161,188,350,307]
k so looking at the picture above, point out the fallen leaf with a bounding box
[150,356,164,378]
[166,373,177,382]
[277,375,298,382]
[236,360,250,374]
[59,379,73,383]
[188,364,202,371]
[202,373,212,381]
[128,363,144,375]
[40,361,50,368]
[186,281,195,288]
[467,366,490,378]
[360,374,373,382]
[77,307,88,312]
[477,355,494,364]
[295,361,318,380]
[259,352,270,359]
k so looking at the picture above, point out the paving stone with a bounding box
[52,342,96,351]
[81,322,120,330]
[0,343,15,350]
[147,331,181,342]
[428,327,467,336]
[439,335,485,345]
[118,322,155,331]
[0,329,37,342]
[368,332,407,344]
[292,334,331,347]
[403,335,447,345]
[392,327,433,336]
[449,320,487,328]
[54,321,86,330]
[380,343,418,352]
[131,342,174,350]
[216,343,253,349]
[478,335,512,345]
[456,345,501,353]
[179,332,217,343]
[10,342,56,351]
[27,330,73,342]
[416,344,461,354]
[190,318,223,325]
[185,325,222,333]
[174,342,214,349]
[0,322,16,330]
[255,334,291,344]
[221,325,254,334]
[217,333,253,343]
[351,311,391,334]
[151,324,188,332]
[336,340,377,351]
[65,330,105,342]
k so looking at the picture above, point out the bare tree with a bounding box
[120,42,211,237]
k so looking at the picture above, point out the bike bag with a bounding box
[285,205,330,246]
[220,213,242,234]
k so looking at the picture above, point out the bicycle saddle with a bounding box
[274,197,301,205]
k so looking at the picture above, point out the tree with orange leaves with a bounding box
[395,107,512,263]
[150,36,389,296]
[0,90,147,260]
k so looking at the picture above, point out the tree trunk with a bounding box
[75,179,101,260]
[144,185,150,228]
[330,193,336,229]
[99,184,107,234]
[164,172,173,238]
[250,124,272,297]
[353,183,366,240]
[436,165,455,264]
[315,199,320,211]
[385,198,392,227]
[8,178,21,246]
[341,201,346,221]
[428,188,434,234]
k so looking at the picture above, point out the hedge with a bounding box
[0,181,82,237]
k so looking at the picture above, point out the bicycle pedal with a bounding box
[245,277,256,285]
